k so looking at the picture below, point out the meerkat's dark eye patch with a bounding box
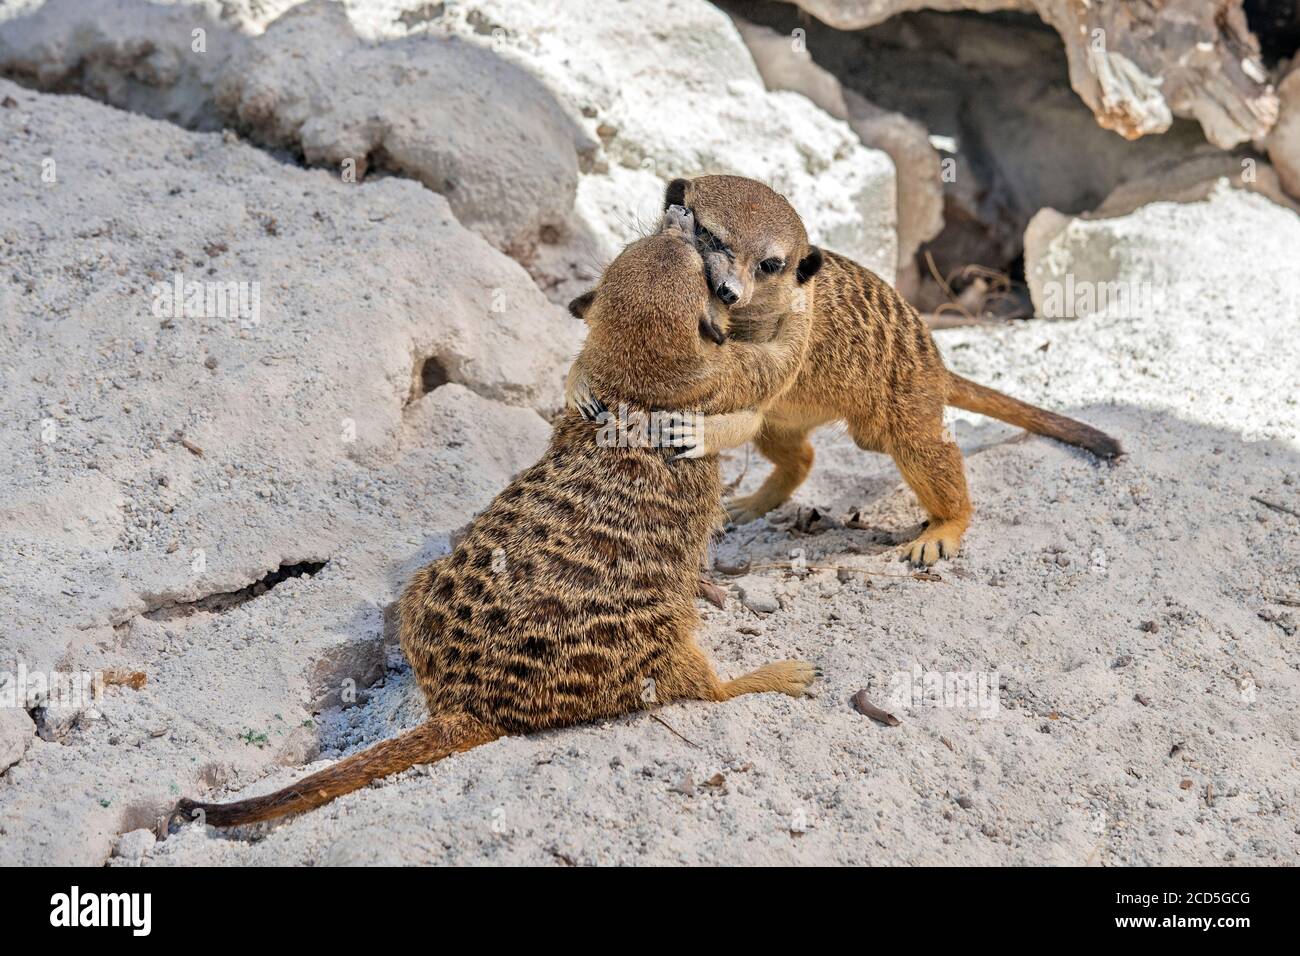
[758,257,785,275]
[693,220,730,256]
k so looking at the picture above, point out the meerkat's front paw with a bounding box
[901,521,963,566]
[725,492,774,525]
[663,203,695,238]
[566,374,607,422]
[663,411,706,459]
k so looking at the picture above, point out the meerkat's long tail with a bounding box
[175,714,496,827]
[946,373,1122,460]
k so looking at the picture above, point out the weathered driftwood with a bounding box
[784,0,1279,149]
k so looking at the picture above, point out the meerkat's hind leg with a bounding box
[654,642,820,703]
[888,433,972,566]
[725,424,815,525]
[717,660,821,699]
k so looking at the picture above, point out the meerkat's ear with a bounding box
[664,178,689,210]
[568,289,596,319]
[796,246,823,284]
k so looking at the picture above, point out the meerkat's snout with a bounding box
[702,249,749,307]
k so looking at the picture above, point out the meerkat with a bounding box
[567,176,1120,566]
[174,206,817,828]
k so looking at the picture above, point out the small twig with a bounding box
[722,444,751,496]
[923,310,1006,330]
[650,713,701,749]
[922,252,981,325]
[1251,495,1300,519]
[924,249,957,303]
[171,432,204,457]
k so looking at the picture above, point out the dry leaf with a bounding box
[697,578,727,609]
[103,669,147,690]
[852,689,900,726]
[669,775,695,796]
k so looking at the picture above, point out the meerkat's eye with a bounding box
[759,258,785,275]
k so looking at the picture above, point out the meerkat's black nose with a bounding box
[715,283,739,305]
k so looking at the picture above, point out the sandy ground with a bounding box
[150,193,1300,865]
[1,0,1297,867]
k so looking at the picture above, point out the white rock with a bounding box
[1024,183,1300,346]
[0,0,243,129]
[215,0,582,257]
[738,577,782,615]
[0,0,583,259]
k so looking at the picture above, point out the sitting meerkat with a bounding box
[175,206,818,828]
[569,176,1121,565]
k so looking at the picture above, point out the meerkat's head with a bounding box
[663,175,822,316]
[567,205,732,407]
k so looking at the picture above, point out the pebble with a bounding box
[739,580,780,615]
[114,828,156,861]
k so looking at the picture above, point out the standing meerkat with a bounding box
[175,207,817,828]
[568,176,1121,566]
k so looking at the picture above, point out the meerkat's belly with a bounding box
[762,399,839,435]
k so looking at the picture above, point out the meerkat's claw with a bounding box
[901,523,962,566]
[663,203,694,237]
[699,315,727,345]
[724,495,769,526]
[573,387,607,422]
[664,411,705,458]
[566,370,608,423]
